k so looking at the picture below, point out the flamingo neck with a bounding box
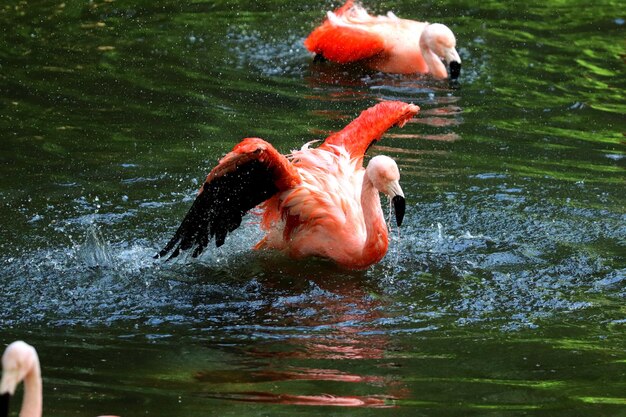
[20,363,42,417]
[360,174,389,265]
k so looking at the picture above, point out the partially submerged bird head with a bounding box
[1,341,39,398]
[420,23,462,80]
[1,341,41,417]
[366,155,405,227]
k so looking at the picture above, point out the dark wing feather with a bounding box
[156,138,300,260]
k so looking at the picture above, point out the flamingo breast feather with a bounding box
[265,148,368,260]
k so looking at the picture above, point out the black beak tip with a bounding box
[392,195,406,227]
[0,392,11,417]
[449,61,461,80]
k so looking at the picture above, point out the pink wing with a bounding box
[156,138,300,259]
[304,26,385,63]
[304,0,385,63]
[320,101,420,161]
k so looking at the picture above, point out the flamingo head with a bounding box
[0,341,38,396]
[420,23,461,80]
[366,155,405,226]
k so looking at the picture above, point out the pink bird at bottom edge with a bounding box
[0,341,120,417]
[304,0,461,80]
[156,100,420,270]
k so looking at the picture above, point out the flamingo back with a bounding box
[258,146,368,263]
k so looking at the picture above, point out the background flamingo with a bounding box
[304,0,461,80]
[1,341,121,417]
[156,101,419,269]
[1,341,41,417]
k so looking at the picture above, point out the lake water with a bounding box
[1,0,624,416]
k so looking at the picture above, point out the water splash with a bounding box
[76,224,113,268]
[225,28,309,77]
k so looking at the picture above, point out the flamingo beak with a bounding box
[386,180,405,227]
[392,195,405,227]
[445,49,462,80]
[449,61,461,80]
[0,392,10,417]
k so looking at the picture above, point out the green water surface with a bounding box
[0,0,624,416]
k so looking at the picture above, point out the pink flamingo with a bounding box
[156,101,419,269]
[305,0,461,80]
[0,341,119,417]
[1,341,41,417]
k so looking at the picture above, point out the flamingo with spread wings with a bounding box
[156,101,419,269]
[305,0,461,80]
